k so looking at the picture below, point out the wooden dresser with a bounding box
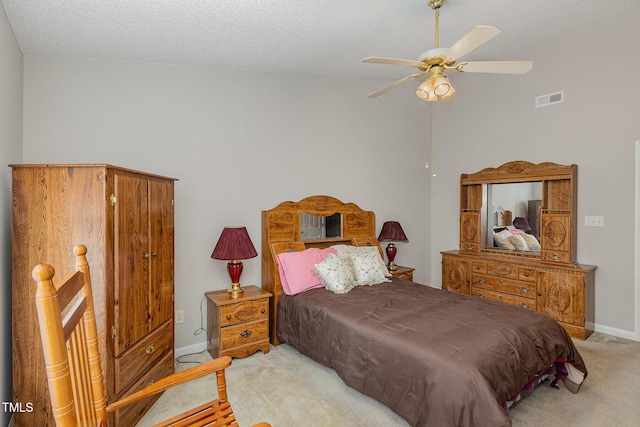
[11,164,176,427]
[442,161,596,339]
[206,286,272,358]
[442,251,595,339]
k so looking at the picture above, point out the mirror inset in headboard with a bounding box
[300,212,342,240]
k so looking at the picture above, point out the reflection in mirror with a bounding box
[487,182,542,252]
[300,212,342,240]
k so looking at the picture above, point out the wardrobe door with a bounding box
[149,178,175,331]
[113,172,150,356]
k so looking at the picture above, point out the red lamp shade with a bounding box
[377,221,409,271]
[378,221,409,243]
[211,226,257,296]
[513,217,532,231]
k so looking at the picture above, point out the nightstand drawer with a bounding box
[390,266,415,281]
[219,298,268,327]
[220,319,269,350]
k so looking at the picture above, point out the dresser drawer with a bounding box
[472,274,535,298]
[219,298,269,327]
[486,261,519,279]
[472,288,536,311]
[220,318,269,350]
[542,250,572,264]
[518,267,537,283]
[471,261,487,274]
[114,320,173,395]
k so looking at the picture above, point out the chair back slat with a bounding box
[56,270,85,312]
[34,245,107,427]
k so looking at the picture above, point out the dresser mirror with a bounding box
[300,212,342,240]
[487,181,542,251]
[460,161,577,264]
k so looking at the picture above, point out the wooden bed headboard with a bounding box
[261,195,382,345]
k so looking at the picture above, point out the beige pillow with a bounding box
[312,253,355,294]
[508,234,528,251]
[521,233,541,251]
[494,230,515,250]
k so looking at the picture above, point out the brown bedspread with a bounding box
[277,277,587,427]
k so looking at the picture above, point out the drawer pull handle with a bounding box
[226,315,232,320]
[146,344,155,355]
[260,309,266,314]
[146,380,155,388]
[240,329,252,338]
[465,245,474,251]
[548,253,561,261]
[476,278,485,284]
[519,286,530,293]
[519,303,530,309]
[477,293,485,299]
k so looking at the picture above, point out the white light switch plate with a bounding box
[585,216,604,226]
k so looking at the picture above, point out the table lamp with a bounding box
[378,221,409,271]
[211,226,258,297]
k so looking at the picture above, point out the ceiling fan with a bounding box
[363,0,533,102]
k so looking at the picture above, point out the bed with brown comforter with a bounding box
[277,276,587,427]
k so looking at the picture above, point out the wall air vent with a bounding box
[535,90,564,108]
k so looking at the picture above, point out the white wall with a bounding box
[430,8,640,338]
[22,57,430,349]
[0,1,23,424]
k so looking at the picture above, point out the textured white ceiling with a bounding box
[3,0,639,80]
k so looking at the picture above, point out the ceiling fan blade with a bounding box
[363,57,423,68]
[444,25,501,60]
[455,61,533,74]
[366,74,424,98]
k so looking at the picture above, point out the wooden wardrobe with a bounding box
[11,164,176,427]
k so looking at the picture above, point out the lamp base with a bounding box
[385,243,398,271]
[226,260,245,298]
[227,282,244,298]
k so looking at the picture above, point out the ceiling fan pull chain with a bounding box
[425,102,438,177]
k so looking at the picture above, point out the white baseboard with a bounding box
[175,341,208,358]
[593,323,637,341]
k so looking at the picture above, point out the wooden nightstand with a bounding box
[206,285,272,358]
[389,266,415,281]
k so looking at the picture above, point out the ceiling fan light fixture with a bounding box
[416,79,435,100]
[440,85,456,101]
[433,73,452,96]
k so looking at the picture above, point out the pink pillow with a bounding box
[277,247,336,295]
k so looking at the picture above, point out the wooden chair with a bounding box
[33,245,271,427]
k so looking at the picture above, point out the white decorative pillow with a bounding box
[494,230,516,250]
[332,244,392,277]
[521,233,541,251]
[349,253,392,286]
[312,253,355,294]
[508,234,528,251]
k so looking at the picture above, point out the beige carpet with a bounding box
[137,332,640,426]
